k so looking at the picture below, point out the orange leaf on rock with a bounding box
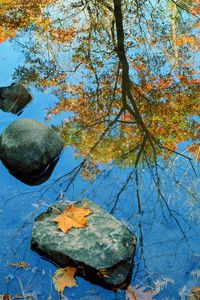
[54,203,92,233]
[53,267,77,292]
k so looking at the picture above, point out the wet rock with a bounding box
[31,199,137,289]
[10,156,60,186]
[0,83,32,114]
[0,119,63,176]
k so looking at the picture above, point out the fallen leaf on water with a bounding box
[14,295,33,299]
[53,267,77,292]
[190,286,200,299]
[126,285,159,300]
[7,262,29,269]
[0,295,12,300]
[54,203,92,233]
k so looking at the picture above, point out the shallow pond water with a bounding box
[0,1,199,299]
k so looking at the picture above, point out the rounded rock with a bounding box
[0,119,63,175]
[0,83,32,115]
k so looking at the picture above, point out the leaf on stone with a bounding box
[8,262,29,269]
[53,267,77,292]
[126,285,159,300]
[54,203,92,233]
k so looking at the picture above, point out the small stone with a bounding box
[0,119,63,176]
[0,83,32,114]
[31,199,137,289]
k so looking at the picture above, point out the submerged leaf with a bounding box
[126,285,159,300]
[53,267,77,292]
[8,262,29,269]
[54,203,92,233]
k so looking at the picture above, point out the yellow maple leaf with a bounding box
[53,267,77,292]
[54,203,92,233]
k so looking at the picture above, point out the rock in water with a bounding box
[0,83,32,114]
[31,199,137,289]
[0,119,63,176]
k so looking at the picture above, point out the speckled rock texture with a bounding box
[0,119,63,176]
[31,199,137,289]
[0,83,32,114]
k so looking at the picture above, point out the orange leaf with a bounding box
[188,144,200,161]
[53,267,77,292]
[54,203,92,233]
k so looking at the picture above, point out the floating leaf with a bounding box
[0,295,12,300]
[14,295,33,299]
[8,262,29,269]
[53,267,77,292]
[126,285,159,300]
[190,286,200,299]
[54,203,92,233]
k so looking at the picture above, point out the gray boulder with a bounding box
[31,199,137,289]
[0,83,32,114]
[0,119,63,176]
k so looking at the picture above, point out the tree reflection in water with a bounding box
[0,0,200,298]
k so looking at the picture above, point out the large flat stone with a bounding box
[31,199,136,289]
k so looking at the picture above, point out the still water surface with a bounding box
[0,0,199,299]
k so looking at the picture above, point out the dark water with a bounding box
[0,0,199,299]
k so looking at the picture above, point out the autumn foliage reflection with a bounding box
[2,0,199,168]
[0,0,56,42]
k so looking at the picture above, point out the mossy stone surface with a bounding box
[31,199,137,289]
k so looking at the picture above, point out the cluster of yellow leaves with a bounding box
[48,26,75,43]
[50,73,199,167]
[44,3,199,168]
[188,144,200,161]
[37,74,66,88]
[176,35,199,48]
[0,26,15,43]
[0,0,55,42]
